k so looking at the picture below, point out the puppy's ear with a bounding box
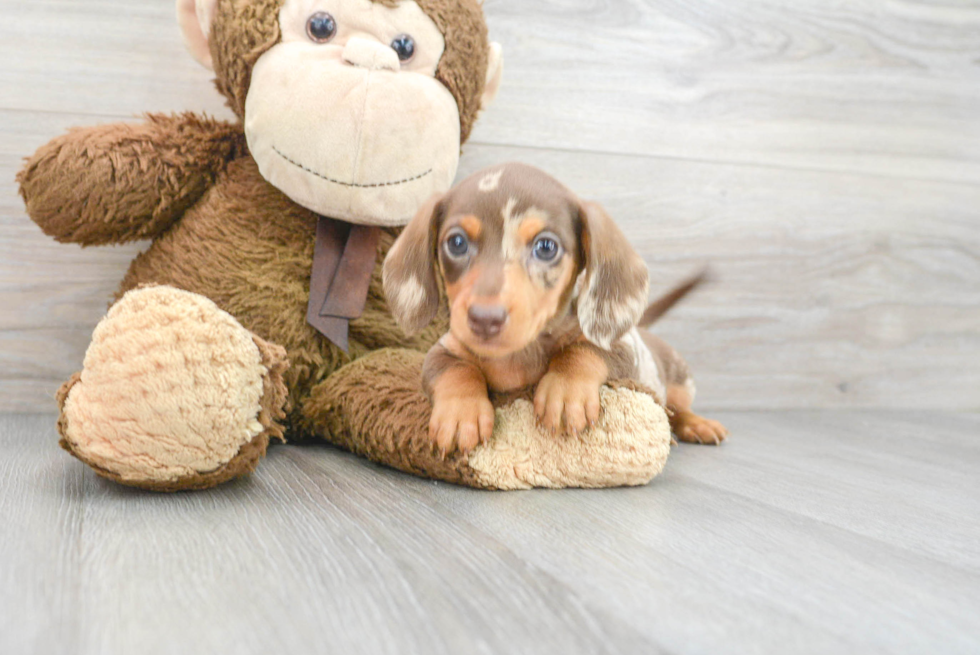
[576,201,650,349]
[383,194,444,335]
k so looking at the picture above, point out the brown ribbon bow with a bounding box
[306,217,381,352]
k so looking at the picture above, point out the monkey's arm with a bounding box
[17,113,246,246]
[302,348,671,490]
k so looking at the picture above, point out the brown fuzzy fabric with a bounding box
[210,0,284,120]
[302,348,483,485]
[251,334,291,444]
[17,114,245,246]
[209,0,489,143]
[54,372,82,447]
[115,156,447,438]
[54,333,290,492]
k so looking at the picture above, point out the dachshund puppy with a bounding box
[383,163,727,454]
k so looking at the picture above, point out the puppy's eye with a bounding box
[445,232,470,258]
[532,236,561,262]
[306,12,337,43]
[391,34,416,62]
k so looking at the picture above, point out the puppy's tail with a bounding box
[638,268,711,328]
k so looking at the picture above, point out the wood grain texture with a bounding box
[2,411,979,654]
[1,0,979,411]
[0,1,233,120]
[476,0,980,183]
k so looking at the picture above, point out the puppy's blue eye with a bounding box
[446,233,469,257]
[533,236,560,262]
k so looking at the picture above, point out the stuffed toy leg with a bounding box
[55,287,670,491]
[305,349,671,490]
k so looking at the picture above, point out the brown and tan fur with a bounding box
[384,163,728,454]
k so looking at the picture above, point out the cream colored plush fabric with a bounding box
[176,0,218,68]
[60,286,270,484]
[467,387,672,490]
[245,0,462,226]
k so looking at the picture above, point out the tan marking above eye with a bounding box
[502,209,551,262]
[517,216,546,245]
[459,215,483,240]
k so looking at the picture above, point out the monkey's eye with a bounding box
[306,12,337,43]
[532,235,561,262]
[390,34,416,62]
[445,231,470,258]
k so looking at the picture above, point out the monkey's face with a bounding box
[244,0,461,226]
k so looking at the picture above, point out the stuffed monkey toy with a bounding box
[17,0,671,491]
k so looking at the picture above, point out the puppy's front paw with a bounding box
[673,412,729,445]
[533,372,602,436]
[429,395,495,456]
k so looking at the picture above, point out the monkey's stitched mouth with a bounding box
[273,146,433,189]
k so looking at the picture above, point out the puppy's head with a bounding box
[383,163,649,356]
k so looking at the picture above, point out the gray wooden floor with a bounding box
[2,411,978,655]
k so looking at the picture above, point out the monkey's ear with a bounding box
[481,43,504,110]
[383,194,444,336]
[576,201,650,350]
[177,0,219,69]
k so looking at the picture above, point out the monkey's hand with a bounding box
[17,113,245,246]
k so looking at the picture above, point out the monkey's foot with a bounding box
[57,286,288,491]
[304,349,672,490]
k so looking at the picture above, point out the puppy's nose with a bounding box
[467,304,508,339]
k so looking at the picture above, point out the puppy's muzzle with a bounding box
[467,304,508,340]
